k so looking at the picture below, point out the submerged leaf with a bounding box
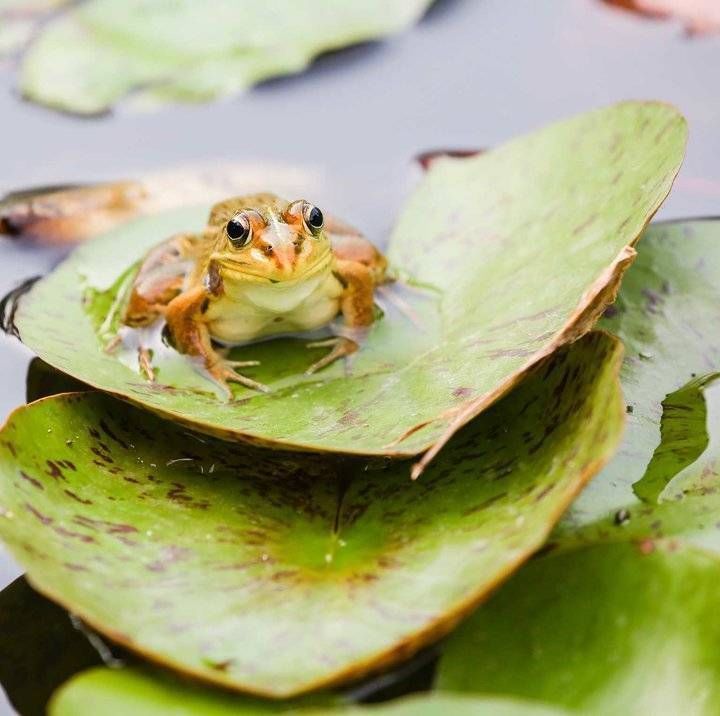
[50,666,569,716]
[0,332,624,696]
[19,0,434,115]
[13,103,686,465]
[436,220,720,715]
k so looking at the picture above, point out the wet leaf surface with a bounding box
[18,0,434,115]
[50,666,569,716]
[13,103,685,464]
[0,577,102,716]
[603,0,720,35]
[437,220,720,715]
[0,332,624,696]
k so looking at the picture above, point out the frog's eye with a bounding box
[302,203,324,236]
[226,213,252,248]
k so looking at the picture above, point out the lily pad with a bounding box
[437,542,720,715]
[0,0,69,58]
[19,0,434,115]
[13,103,686,468]
[50,667,570,716]
[0,162,327,246]
[558,218,720,535]
[0,332,623,696]
[436,220,720,715]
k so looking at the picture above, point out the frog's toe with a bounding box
[137,346,155,382]
[305,337,358,375]
[225,359,261,368]
[209,361,269,396]
[104,334,123,354]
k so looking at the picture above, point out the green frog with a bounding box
[117,193,387,395]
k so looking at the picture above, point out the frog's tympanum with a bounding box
[117,193,387,395]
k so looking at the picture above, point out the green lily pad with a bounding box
[437,542,720,716]
[558,218,720,535]
[50,666,570,716]
[0,332,623,696]
[19,0,434,115]
[13,103,686,467]
[436,220,720,715]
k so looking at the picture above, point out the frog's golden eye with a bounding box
[226,213,252,248]
[302,203,324,236]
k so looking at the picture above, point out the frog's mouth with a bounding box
[216,249,333,285]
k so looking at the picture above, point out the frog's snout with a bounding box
[259,224,301,273]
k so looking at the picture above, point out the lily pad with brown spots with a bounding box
[557,218,720,537]
[12,103,686,473]
[0,332,624,697]
[436,220,720,715]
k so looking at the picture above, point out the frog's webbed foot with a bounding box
[208,359,269,398]
[305,336,358,375]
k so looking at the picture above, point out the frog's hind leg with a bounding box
[121,233,198,328]
[106,233,199,380]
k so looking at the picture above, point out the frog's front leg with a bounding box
[164,286,268,397]
[306,259,376,375]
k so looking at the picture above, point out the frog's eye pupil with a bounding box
[226,215,251,246]
[304,204,324,234]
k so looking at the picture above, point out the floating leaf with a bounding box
[437,220,720,715]
[19,0,434,115]
[558,218,720,534]
[437,542,720,715]
[0,0,69,59]
[50,666,570,716]
[0,162,325,246]
[0,332,624,696]
[603,0,720,35]
[12,103,686,467]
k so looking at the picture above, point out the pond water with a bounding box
[0,0,719,711]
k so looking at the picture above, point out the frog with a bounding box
[115,193,387,396]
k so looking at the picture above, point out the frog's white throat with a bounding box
[226,274,326,313]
